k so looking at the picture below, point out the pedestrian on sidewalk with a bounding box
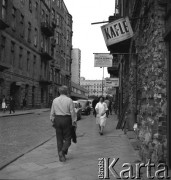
[22,97,27,110]
[92,97,98,117]
[9,96,15,114]
[50,86,77,162]
[1,95,7,113]
[95,96,108,135]
[104,96,110,118]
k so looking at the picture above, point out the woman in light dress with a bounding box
[95,96,108,135]
[2,95,6,113]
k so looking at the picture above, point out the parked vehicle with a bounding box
[88,99,93,110]
[77,99,91,115]
[73,101,82,120]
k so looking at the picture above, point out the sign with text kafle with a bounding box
[101,17,133,47]
[94,53,113,67]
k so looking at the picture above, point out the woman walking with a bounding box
[1,95,6,113]
[95,96,108,135]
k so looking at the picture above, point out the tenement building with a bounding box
[0,0,73,108]
[105,0,171,168]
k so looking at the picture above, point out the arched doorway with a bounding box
[10,82,20,108]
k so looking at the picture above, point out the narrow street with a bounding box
[0,111,55,169]
[0,113,140,180]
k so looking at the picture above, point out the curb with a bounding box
[0,109,50,118]
[0,135,55,171]
[0,112,34,118]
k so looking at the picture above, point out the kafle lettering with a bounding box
[98,158,170,179]
[104,20,129,40]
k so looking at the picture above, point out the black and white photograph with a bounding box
[0,0,171,179]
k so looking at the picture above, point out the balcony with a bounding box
[39,75,51,85]
[0,17,9,30]
[40,47,53,61]
[41,22,54,37]
[50,60,61,70]
[0,61,10,71]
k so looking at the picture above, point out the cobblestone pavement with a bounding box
[0,113,141,180]
[0,110,54,170]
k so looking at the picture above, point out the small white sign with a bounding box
[105,78,119,87]
[101,17,133,47]
[94,53,113,67]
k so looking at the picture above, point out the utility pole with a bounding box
[101,67,104,96]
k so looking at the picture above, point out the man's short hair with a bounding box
[59,86,68,95]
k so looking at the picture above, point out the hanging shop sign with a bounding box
[101,16,133,47]
[94,53,113,67]
[105,78,119,87]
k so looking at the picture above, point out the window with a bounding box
[33,55,36,77]
[34,28,38,47]
[41,9,45,21]
[1,36,6,62]
[20,14,24,24]
[27,51,30,71]
[28,22,31,43]
[52,9,55,21]
[2,0,7,20]
[35,2,38,18]
[20,14,24,38]
[19,47,23,69]
[45,14,48,23]
[56,13,59,26]
[56,32,59,45]
[29,0,32,12]
[12,7,16,31]
[11,41,15,65]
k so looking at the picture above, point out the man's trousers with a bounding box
[54,115,72,154]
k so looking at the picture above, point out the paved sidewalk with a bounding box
[0,114,141,180]
[0,108,50,118]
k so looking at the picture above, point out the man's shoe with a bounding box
[59,151,66,162]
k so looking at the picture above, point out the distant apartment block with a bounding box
[80,77,109,97]
[71,48,81,84]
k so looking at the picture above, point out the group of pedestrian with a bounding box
[1,95,15,114]
[1,95,27,114]
[49,86,115,162]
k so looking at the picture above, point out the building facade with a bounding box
[71,48,81,84]
[106,0,170,168]
[70,81,88,100]
[80,77,109,97]
[0,0,73,108]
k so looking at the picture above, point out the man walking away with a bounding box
[50,86,77,162]
[9,96,15,114]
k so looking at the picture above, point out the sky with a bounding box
[64,0,116,80]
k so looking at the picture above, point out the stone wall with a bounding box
[128,0,167,163]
